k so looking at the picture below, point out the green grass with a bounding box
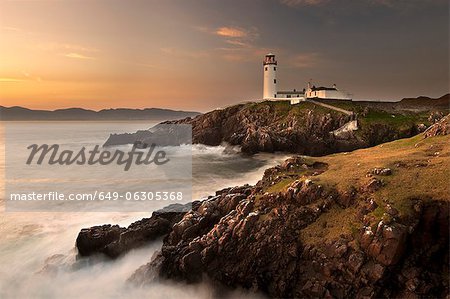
[360,110,429,127]
[265,177,297,193]
[244,100,344,124]
[371,206,385,218]
[301,206,359,245]
[313,99,364,112]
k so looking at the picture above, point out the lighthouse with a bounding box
[263,53,277,99]
[260,53,351,103]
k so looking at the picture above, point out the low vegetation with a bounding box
[257,131,449,246]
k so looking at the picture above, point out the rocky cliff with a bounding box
[79,115,450,298]
[104,94,449,156]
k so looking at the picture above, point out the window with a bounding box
[274,94,277,98]
[274,67,277,71]
[265,67,268,71]
[274,79,276,84]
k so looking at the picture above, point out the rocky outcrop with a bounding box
[127,153,449,298]
[423,113,450,138]
[379,201,449,298]
[77,119,450,298]
[104,97,449,155]
[76,203,198,258]
[331,120,358,138]
[107,103,358,155]
[369,167,392,176]
[104,123,192,147]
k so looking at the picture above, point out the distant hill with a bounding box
[0,106,201,121]
[397,93,450,109]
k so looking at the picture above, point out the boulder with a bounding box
[76,225,125,256]
[76,203,194,258]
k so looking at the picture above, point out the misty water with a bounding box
[0,121,289,298]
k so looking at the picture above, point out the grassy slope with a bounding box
[317,134,449,202]
[261,132,449,245]
[315,134,448,242]
[243,99,443,130]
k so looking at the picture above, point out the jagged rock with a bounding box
[76,203,196,258]
[76,224,125,256]
[368,263,385,282]
[348,252,365,273]
[385,204,399,216]
[112,162,445,299]
[337,186,357,207]
[428,111,445,123]
[363,223,408,266]
[365,178,383,192]
[382,213,394,225]
[417,123,427,132]
[368,199,378,211]
[180,251,203,274]
[423,114,450,138]
[370,167,392,176]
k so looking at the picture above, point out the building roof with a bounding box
[277,90,305,95]
[311,86,337,91]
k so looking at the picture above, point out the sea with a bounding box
[0,121,289,299]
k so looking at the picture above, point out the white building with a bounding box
[262,53,352,104]
[305,82,352,101]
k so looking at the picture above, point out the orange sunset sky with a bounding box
[0,0,448,112]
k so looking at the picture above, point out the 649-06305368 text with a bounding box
[9,191,185,201]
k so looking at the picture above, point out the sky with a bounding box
[0,0,448,112]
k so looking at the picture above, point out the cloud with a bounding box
[225,39,251,47]
[0,77,27,83]
[37,42,98,53]
[197,25,259,46]
[1,25,36,36]
[63,53,95,60]
[0,72,42,83]
[215,26,248,38]
[161,25,260,63]
[196,25,265,62]
[216,26,259,41]
[1,26,22,32]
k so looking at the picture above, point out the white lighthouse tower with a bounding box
[263,53,277,99]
